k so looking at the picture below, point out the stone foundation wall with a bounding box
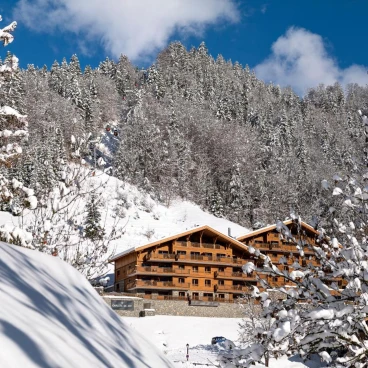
[148,299,245,318]
[102,294,246,318]
[102,296,145,317]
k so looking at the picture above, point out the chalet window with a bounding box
[218,280,224,285]
[177,251,186,255]
[218,294,225,299]
[273,277,278,282]
[192,292,199,300]
[192,266,198,272]
[191,252,200,259]
[178,265,185,270]
[217,254,226,258]
[179,292,185,297]
[158,250,168,254]
[117,270,120,276]
[205,267,211,273]
[205,280,211,286]
[192,279,198,285]
[178,278,185,284]
[218,267,225,272]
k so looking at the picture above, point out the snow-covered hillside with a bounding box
[0,241,172,368]
[0,173,249,261]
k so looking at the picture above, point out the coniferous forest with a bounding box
[1,41,367,229]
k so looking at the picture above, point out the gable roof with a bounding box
[236,219,319,242]
[109,225,250,262]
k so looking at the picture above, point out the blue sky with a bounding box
[1,0,367,94]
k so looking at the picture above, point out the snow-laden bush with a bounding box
[220,172,368,367]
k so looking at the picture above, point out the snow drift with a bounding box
[0,242,172,368]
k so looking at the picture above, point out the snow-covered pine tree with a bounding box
[0,50,25,113]
[209,192,224,218]
[228,163,244,223]
[0,14,37,220]
[84,192,104,240]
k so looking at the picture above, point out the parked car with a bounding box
[211,336,227,345]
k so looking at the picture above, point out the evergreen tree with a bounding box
[209,192,224,218]
[84,192,104,240]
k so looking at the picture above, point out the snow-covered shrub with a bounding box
[224,172,368,367]
[140,195,154,213]
[18,165,123,278]
[142,227,155,240]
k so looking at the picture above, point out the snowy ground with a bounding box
[0,242,172,368]
[124,315,325,368]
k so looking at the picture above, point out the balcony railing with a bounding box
[249,242,315,255]
[175,241,223,250]
[215,284,250,293]
[127,266,191,276]
[127,280,190,290]
[145,252,247,265]
[215,271,257,280]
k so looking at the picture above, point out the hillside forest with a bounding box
[2,41,366,229]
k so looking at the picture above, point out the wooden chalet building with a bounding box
[110,225,257,302]
[110,220,335,302]
[236,219,324,290]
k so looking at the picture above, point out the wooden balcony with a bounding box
[145,252,247,266]
[250,242,315,256]
[175,241,223,250]
[127,280,190,291]
[127,266,191,276]
[215,284,250,294]
[215,271,257,281]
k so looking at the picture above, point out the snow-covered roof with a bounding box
[109,246,136,261]
[109,224,250,262]
[236,219,318,241]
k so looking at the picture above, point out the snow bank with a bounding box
[0,242,172,368]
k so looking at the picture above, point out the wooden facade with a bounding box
[236,220,323,289]
[111,221,335,302]
[111,225,256,302]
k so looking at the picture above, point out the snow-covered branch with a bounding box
[0,15,17,46]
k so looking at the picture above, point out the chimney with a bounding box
[228,227,232,238]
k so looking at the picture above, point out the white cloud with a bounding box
[255,27,368,95]
[13,0,239,61]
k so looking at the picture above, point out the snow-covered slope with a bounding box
[0,241,173,368]
[85,174,249,254]
[0,174,249,257]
